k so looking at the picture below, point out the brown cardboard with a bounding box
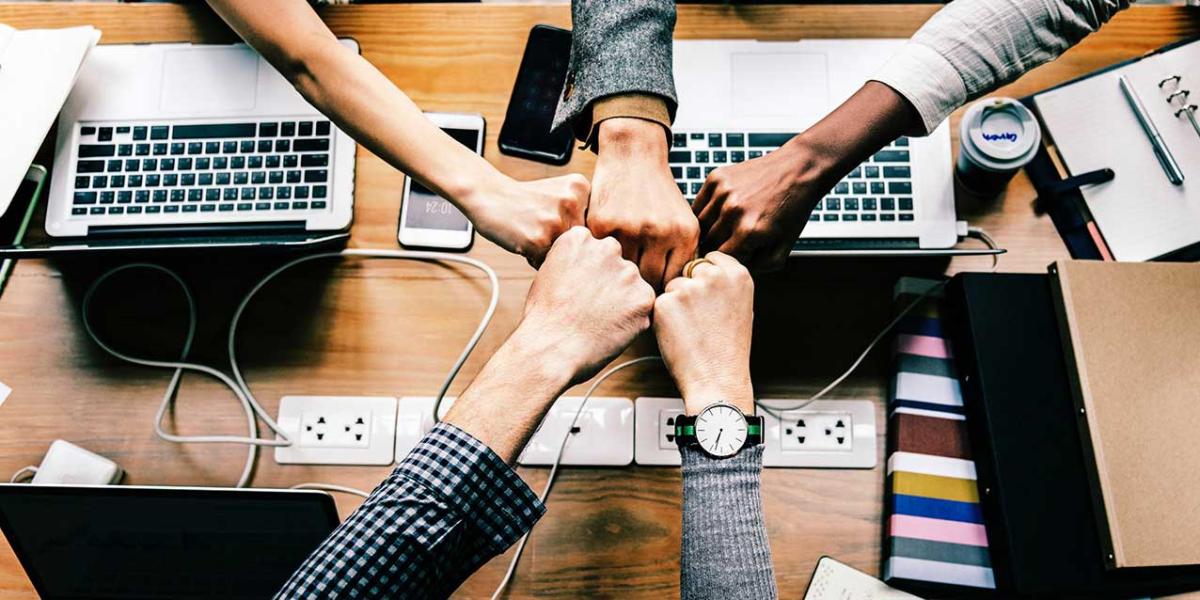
[1050,260,1200,569]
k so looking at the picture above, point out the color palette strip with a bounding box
[884,278,996,592]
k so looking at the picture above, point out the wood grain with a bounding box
[0,3,1198,598]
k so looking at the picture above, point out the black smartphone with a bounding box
[498,25,574,166]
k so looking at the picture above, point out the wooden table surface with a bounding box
[0,3,1197,598]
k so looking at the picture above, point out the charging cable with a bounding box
[81,250,499,488]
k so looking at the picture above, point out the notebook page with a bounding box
[1035,42,1200,261]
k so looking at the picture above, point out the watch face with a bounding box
[695,404,748,458]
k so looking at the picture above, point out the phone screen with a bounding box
[404,128,479,232]
[498,26,574,164]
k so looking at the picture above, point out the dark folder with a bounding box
[945,273,1200,598]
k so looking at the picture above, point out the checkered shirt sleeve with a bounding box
[276,423,546,599]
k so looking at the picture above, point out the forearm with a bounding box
[680,446,776,600]
[207,0,504,216]
[872,0,1129,134]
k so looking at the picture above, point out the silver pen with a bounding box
[1119,75,1184,185]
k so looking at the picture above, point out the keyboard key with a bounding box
[107,160,123,172]
[136,191,150,203]
[293,138,329,152]
[200,174,215,187]
[864,166,880,178]
[160,158,175,171]
[266,155,281,169]
[895,137,910,147]
[187,142,202,155]
[213,157,229,170]
[671,152,692,166]
[201,204,216,212]
[216,172,232,186]
[274,201,289,210]
[146,174,160,187]
[299,121,314,136]
[873,150,909,162]
[205,189,220,202]
[173,123,255,139]
[834,182,849,194]
[75,176,90,189]
[301,154,329,168]
[219,204,235,212]
[232,157,246,170]
[706,133,722,148]
[881,213,896,222]
[713,151,727,163]
[223,141,238,154]
[292,201,309,210]
[862,213,877,221]
[128,175,143,187]
[111,175,125,188]
[311,200,327,209]
[690,182,702,195]
[748,133,796,147]
[731,151,745,163]
[269,171,284,184]
[118,144,133,157]
[677,182,687,194]
[98,127,113,142]
[89,206,105,215]
[128,206,143,214]
[671,166,683,179]
[146,205,162,214]
[284,155,299,168]
[182,204,197,213]
[79,144,115,158]
[153,143,168,156]
[295,186,309,199]
[844,198,859,210]
[74,192,97,205]
[726,133,745,147]
[81,126,97,136]
[153,190,167,202]
[823,214,838,222]
[889,182,913,195]
[748,150,762,159]
[883,166,911,178]
[133,126,148,141]
[306,171,328,184]
[118,127,132,135]
[224,189,238,201]
[277,186,292,200]
[843,214,858,222]
[136,144,150,156]
[673,133,687,148]
[164,205,180,213]
[169,143,184,155]
[258,140,273,153]
[316,121,331,136]
[259,122,278,138]
[143,159,158,172]
[881,198,896,210]
[77,160,105,173]
[703,166,716,177]
[849,167,862,179]
[686,166,701,179]
[240,140,256,153]
[178,158,193,171]
[695,151,709,164]
[870,182,885,195]
[281,122,297,137]
[275,139,291,153]
[242,188,256,200]
[898,197,913,210]
[260,187,274,200]
[899,213,914,221]
[287,171,302,184]
[205,142,221,154]
[809,213,819,222]
[170,190,184,202]
[125,159,140,172]
[254,202,271,211]
[234,172,249,185]
[187,189,202,202]
[313,186,327,199]
[852,182,867,195]
[863,198,877,210]
[92,175,108,188]
[825,198,840,210]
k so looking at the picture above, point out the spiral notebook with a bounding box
[1033,38,1200,262]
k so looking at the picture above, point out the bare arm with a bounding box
[206,0,588,264]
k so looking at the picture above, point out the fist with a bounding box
[470,174,590,267]
[653,252,755,415]
[517,227,656,384]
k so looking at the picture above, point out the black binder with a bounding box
[945,272,1200,598]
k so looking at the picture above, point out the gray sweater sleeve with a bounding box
[552,0,678,138]
[680,445,777,600]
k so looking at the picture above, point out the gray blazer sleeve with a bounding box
[680,446,778,600]
[552,0,679,138]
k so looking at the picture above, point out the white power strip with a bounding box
[274,396,398,466]
[633,398,877,468]
[395,396,635,466]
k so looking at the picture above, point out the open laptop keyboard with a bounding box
[670,132,915,223]
[71,120,333,218]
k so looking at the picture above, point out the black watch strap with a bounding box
[673,414,765,451]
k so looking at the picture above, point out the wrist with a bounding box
[682,373,755,416]
[597,117,669,162]
[450,164,511,220]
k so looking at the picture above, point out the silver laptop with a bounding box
[44,42,357,241]
[672,39,958,252]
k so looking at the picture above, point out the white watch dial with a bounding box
[694,404,748,458]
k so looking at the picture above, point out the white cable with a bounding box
[9,466,37,484]
[490,355,663,600]
[81,250,499,488]
[756,226,1001,420]
[290,482,370,498]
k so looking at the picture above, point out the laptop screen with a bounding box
[0,485,339,600]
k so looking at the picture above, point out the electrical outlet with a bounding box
[274,396,397,465]
[517,397,634,467]
[394,396,456,462]
[634,397,684,466]
[761,399,876,469]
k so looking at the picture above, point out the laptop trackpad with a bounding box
[731,52,828,125]
[160,47,258,114]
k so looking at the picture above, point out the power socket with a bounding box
[634,397,685,466]
[394,396,456,462]
[274,396,397,465]
[517,397,634,467]
[761,399,876,468]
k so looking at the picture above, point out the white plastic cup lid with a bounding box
[959,97,1041,171]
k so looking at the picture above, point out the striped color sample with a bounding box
[882,278,996,591]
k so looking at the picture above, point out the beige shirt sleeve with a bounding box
[580,93,673,150]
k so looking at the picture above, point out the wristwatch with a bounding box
[674,402,764,458]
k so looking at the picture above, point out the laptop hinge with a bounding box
[87,221,309,238]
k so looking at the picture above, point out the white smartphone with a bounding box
[398,112,484,251]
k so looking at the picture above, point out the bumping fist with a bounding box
[469,174,590,267]
[515,226,657,385]
[653,252,756,415]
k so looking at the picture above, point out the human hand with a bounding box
[588,118,699,291]
[693,81,922,272]
[513,226,657,386]
[465,174,590,267]
[653,252,755,416]
[692,139,833,272]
